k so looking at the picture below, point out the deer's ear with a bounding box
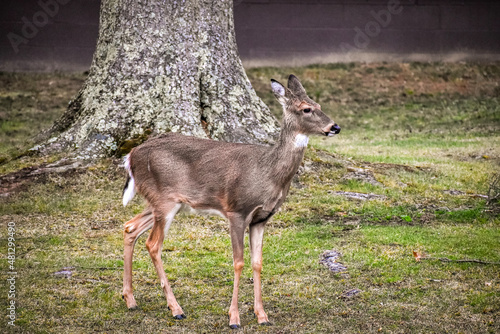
[287,74,307,97]
[271,79,289,105]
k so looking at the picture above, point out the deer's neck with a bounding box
[266,120,307,186]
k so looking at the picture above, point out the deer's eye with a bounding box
[303,108,311,113]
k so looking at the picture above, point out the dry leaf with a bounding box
[413,251,422,262]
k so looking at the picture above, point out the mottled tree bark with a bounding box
[37,0,278,158]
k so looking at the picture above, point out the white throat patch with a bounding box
[294,134,309,148]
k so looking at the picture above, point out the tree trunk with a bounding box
[37,0,279,159]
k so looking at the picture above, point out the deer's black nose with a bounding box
[331,124,341,134]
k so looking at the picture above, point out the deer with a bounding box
[121,74,341,329]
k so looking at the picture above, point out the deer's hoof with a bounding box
[122,294,138,310]
[229,324,241,329]
[173,314,186,320]
[259,321,272,326]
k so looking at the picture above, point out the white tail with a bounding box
[120,75,340,328]
[122,154,136,207]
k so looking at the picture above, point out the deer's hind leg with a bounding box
[123,207,154,309]
[145,202,185,319]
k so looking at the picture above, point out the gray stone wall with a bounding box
[1,0,499,71]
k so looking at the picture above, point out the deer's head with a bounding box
[271,75,341,138]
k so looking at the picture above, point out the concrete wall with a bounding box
[1,0,499,72]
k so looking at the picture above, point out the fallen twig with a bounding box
[74,266,124,271]
[413,252,500,265]
[436,257,500,265]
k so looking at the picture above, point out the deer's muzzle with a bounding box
[324,123,341,136]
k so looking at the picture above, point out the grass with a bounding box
[0,72,84,164]
[1,62,500,333]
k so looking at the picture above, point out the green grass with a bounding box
[1,63,500,333]
[0,73,84,164]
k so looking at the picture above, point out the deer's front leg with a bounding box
[228,213,246,329]
[249,221,271,325]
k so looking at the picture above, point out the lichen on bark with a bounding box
[38,0,279,159]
